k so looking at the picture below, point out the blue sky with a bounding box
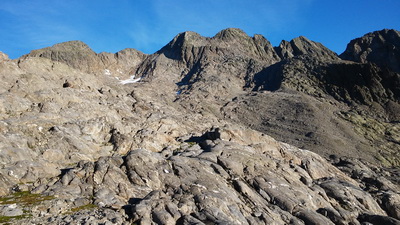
[0,0,399,59]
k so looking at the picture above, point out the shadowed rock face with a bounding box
[340,29,400,73]
[1,28,400,224]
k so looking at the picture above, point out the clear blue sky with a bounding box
[1,0,399,59]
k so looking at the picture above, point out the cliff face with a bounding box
[0,28,400,224]
[340,29,400,73]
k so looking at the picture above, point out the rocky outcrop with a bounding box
[275,36,338,60]
[253,56,400,106]
[21,41,146,78]
[221,30,400,167]
[10,127,400,224]
[24,41,101,73]
[340,29,400,73]
[0,28,400,224]
[159,28,281,65]
[0,51,9,62]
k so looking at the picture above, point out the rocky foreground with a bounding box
[0,29,399,224]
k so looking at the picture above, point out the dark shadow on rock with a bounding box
[122,198,144,221]
[358,213,400,225]
[322,63,400,105]
[59,168,73,177]
[184,136,204,143]
[251,61,285,91]
[128,198,142,205]
[122,205,133,220]
[184,127,221,143]
[156,32,187,61]
[183,127,221,151]
[176,61,202,86]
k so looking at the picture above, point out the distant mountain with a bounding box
[0,28,399,224]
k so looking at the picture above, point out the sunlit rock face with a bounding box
[0,28,400,224]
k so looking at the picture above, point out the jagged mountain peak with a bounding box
[290,35,336,56]
[340,28,400,72]
[167,31,207,47]
[157,30,209,59]
[2,28,400,224]
[160,28,253,53]
[158,28,281,66]
[275,36,338,60]
[213,28,249,40]
[351,29,400,44]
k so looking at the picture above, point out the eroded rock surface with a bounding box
[340,29,400,73]
[12,127,400,224]
[0,28,400,224]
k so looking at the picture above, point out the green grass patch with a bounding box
[0,191,55,223]
[0,214,31,224]
[0,191,54,206]
[70,203,97,213]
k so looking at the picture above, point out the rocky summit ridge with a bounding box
[0,28,400,224]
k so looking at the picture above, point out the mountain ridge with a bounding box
[14,28,400,166]
[0,28,400,224]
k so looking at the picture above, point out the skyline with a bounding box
[1,0,399,59]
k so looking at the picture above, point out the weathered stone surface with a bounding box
[276,36,338,60]
[0,51,9,61]
[0,204,24,217]
[341,29,400,73]
[13,127,391,224]
[22,40,146,78]
[0,28,399,224]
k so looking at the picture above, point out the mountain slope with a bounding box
[340,29,400,73]
[0,28,400,224]
[22,40,146,78]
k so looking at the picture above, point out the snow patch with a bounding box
[120,75,142,84]
[104,69,111,76]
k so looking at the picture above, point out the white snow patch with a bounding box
[192,183,207,189]
[104,69,111,76]
[120,75,142,84]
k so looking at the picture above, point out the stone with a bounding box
[0,28,399,225]
[382,192,400,220]
[340,29,400,73]
[0,51,9,61]
[0,204,24,217]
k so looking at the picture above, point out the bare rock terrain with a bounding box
[0,28,399,224]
